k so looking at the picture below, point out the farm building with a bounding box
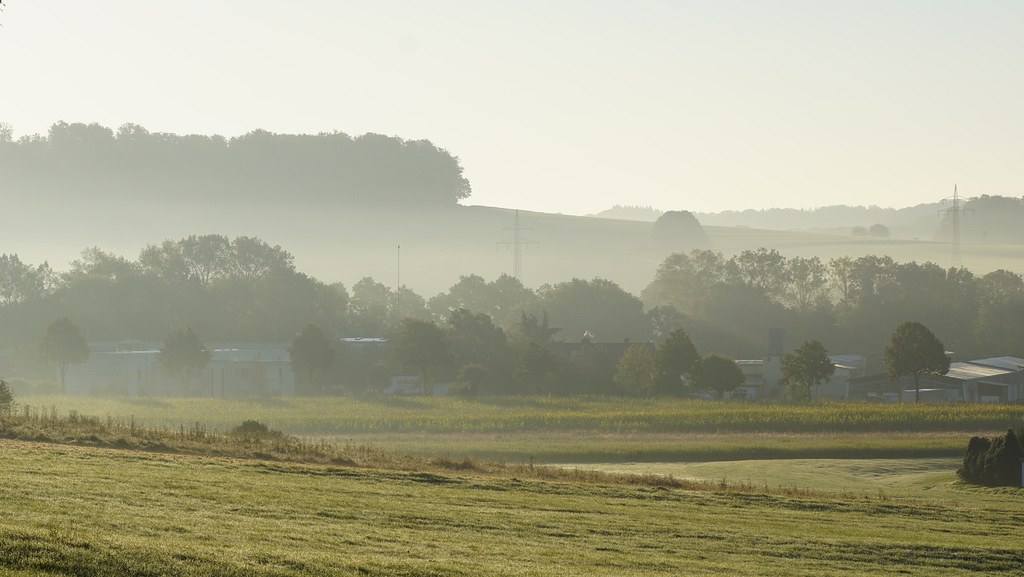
[732,357,782,400]
[849,358,1024,403]
[734,354,870,401]
[65,341,296,398]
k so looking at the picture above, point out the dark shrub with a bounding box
[230,420,283,439]
[957,429,1023,487]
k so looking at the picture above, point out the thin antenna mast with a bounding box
[497,210,538,282]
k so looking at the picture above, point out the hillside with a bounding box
[5,123,1022,297]
[6,199,1024,298]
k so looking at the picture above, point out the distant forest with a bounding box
[3,234,1023,395]
[0,122,471,206]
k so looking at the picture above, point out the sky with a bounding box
[2,1,1023,216]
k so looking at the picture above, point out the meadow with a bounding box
[17,395,1023,436]
[1,395,1021,575]
[13,395,1020,464]
[0,439,1020,576]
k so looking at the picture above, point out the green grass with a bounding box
[11,395,1017,464]
[16,395,1024,437]
[558,458,978,502]
[327,431,976,464]
[0,440,1021,576]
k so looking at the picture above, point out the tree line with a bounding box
[0,121,471,207]
[3,238,1021,396]
[642,248,1012,360]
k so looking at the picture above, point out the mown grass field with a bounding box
[0,440,1021,577]
[327,431,976,464]
[558,458,975,502]
[15,395,1020,463]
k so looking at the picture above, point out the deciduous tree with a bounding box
[393,318,452,390]
[288,323,335,395]
[613,343,655,396]
[39,317,91,394]
[780,340,835,402]
[536,278,651,343]
[514,341,561,394]
[690,353,745,398]
[883,321,950,403]
[0,254,52,305]
[652,329,699,395]
[157,326,212,396]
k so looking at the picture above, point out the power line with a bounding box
[938,184,972,268]
[496,210,538,283]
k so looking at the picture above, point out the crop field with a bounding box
[13,395,1019,464]
[17,395,1024,436]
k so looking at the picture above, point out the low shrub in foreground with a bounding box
[957,427,1024,487]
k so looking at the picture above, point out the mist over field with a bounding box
[5,122,1024,300]
[3,2,1024,573]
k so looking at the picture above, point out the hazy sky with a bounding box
[2,1,1022,215]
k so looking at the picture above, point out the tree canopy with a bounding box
[38,317,90,393]
[157,327,213,395]
[883,321,950,402]
[652,329,699,396]
[288,323,335,395]
[613,343,655,396]
[780,339,836,402]
[393,319,452,390]
[0,122,471,207]
[690,353,745,398]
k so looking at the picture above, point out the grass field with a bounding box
[12,395,1019,464]
[326,430,976,464]
[0,440,1021,576]
[16,395,1024,436]
[1,396,1022,575]
[557,458,975,502]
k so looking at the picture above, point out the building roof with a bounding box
[968,357,1024,372]
[828,354,866,370]
[943,362,1015,381]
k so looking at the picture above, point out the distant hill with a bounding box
[694,203,947,240]
[586,202,951,240]
[588,205,664,221]
[936,195,1024,245]
[4,123,1024,296]
[5,196,1024,301]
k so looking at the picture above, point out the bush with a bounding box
[957,428,1023,487]
[229,419,283,439]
